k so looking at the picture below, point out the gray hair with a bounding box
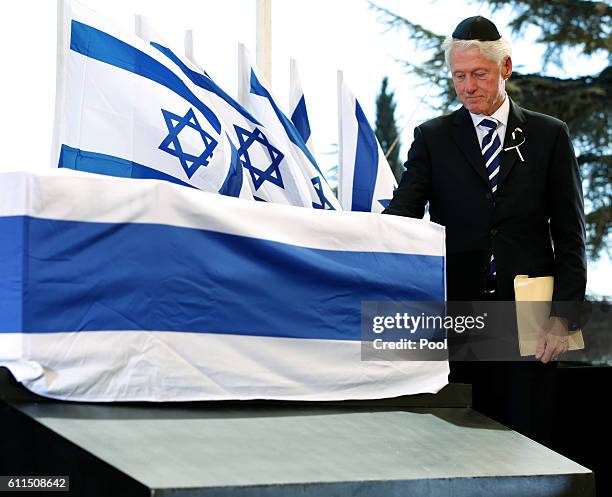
[442,36,512,69]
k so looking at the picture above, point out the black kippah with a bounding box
[452,16,501,41]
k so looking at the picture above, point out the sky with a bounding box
[0,0,609,296]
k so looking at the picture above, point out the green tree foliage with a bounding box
[375,77,403,182]
[370,0,611,258]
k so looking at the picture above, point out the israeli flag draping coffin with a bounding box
[238,44,341,210]
[135,17,313,208]
[0,170,447,402]
[338,72,398,213]
[52,0,252,199]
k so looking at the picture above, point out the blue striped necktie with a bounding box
[479,118,502,197]
[479,118,501,279]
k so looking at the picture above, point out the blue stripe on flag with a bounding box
[150,42,261,127]
[290,96,312,144]
[0,216,23,331]
[59,144,196,189]
[0,217,445,338]
[352,101,378,212]
[218,133,244,197]
[248,70,324,176]
[70,20,222,134]
[59,144,243,198]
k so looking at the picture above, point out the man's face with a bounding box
[450,47,512,115]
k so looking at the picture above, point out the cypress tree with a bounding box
[375,77,403,182]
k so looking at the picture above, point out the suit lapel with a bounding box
[497,100,527,188]
[451,107,490,187]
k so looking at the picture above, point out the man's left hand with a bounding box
[535,316,569,364]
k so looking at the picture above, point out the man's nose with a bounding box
[465,75,477,93]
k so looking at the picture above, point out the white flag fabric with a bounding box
[0,170,448,402]
[52,0,252,199]
[338,71,397,213]
[289,58,315,155]
[238,45,341,210]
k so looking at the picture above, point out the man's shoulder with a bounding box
[417,109,460,133]
[515,103,566,130]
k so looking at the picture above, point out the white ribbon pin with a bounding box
[504,127,526,162]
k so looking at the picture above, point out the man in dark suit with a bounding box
[383,16,587,443]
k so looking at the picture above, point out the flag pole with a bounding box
[134,14,150,42]
[50,0,67,169]
[237,43,247,106]
[289,57,297,104]
[337,69,344,204]
[256,0,272,84]
[184,29,195,62]
[183,30,208,74]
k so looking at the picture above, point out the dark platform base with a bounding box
[0,368,595,497]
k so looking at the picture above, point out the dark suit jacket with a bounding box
[383,100,586,325]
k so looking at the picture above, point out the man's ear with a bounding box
[502,56,513,80]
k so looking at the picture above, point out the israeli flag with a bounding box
[0,170,447,401]
[238,45,341,210]
[338,71,397,213]
[135,18,314,207]
[52,0,251,199]
[289,58,314,154]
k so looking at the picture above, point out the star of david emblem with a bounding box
[311,176,335,210]
[159,108,218,179]
[233,125,284,190]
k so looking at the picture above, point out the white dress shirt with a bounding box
[469,95,510,148]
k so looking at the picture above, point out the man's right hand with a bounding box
[535,316,569,363]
